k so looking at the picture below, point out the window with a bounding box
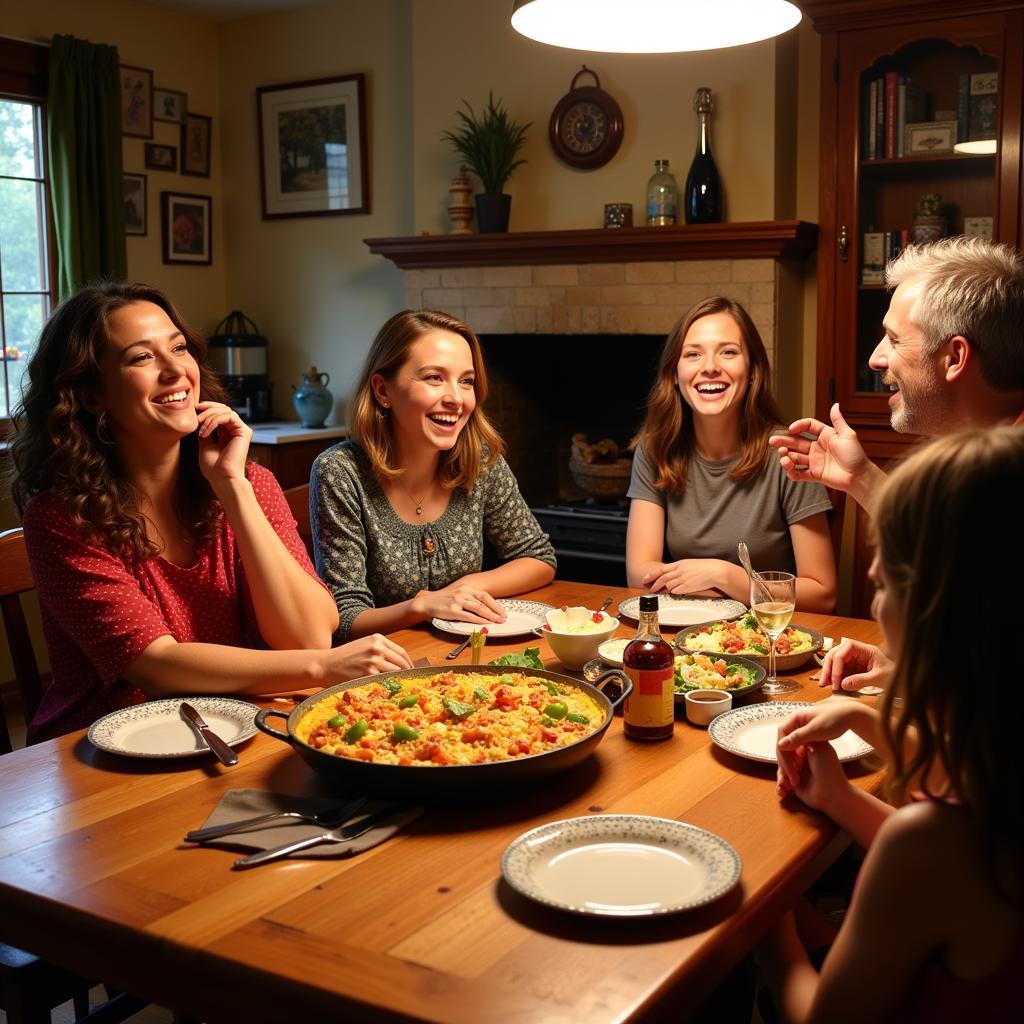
[0,96,51,418]
[0,37,52,422]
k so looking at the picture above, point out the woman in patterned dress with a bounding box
[311,309,556,642]
[9,283,412,742]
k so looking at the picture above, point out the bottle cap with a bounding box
[639,595,658,612]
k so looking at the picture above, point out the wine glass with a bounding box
[750,570,798,695]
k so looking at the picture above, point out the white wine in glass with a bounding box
[751,570,797,695]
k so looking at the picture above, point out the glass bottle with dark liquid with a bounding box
[623,595,675,741]
[684,87,723,224]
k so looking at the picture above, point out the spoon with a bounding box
[737,541,772,604]
[597,596,614,614]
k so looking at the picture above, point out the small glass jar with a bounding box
[646,159,679,227]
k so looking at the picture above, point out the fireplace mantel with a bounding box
[365,220,818,269]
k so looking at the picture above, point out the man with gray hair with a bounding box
[771,236,1024,515]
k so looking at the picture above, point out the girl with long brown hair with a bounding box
[10,283,411,742]
[626,297,835,609]
[765,426,1024,1021]
[311,309,555,641]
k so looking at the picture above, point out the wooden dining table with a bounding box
[0,580,883,1023]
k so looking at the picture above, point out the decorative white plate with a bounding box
[88,697,260,759]
[617,595,747,628]
[708,701,874,764]
[501,814,742,918]
[432,598,556,638]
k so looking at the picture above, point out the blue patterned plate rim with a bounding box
[501,813,742,918]
[617,595,747,628]
[707,701,874,764]
[87,696,261,759]
[432,598,557,637]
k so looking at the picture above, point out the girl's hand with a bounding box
[642,558,725,595]
[328,634,413,678]
[820,638,892,691]
[782,740,851,811]
[412,582,506,625]
[776,702,864,792]
[196,402,252,484]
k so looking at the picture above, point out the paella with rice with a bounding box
[296,670,604,767]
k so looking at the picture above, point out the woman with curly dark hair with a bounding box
[10,282,411,743]
[626,296,836,610]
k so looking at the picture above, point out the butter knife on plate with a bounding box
[180,701,238,766]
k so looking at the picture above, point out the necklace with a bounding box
[396,475,429,516]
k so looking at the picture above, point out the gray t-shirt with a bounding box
[311,440,556,642]
[627,442,832,575]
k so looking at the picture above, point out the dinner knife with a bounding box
[180,702,238,766]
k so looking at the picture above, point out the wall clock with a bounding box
[549,66,624,170]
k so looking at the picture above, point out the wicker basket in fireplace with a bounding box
[569,434,632,499]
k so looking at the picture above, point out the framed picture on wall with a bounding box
[120,65,153,138]
[144,143,177,172]
[124,173,147,236]
[256,73,368,219]
[153,87,187,124]
[161,191,211,265]
[181,112,212,176]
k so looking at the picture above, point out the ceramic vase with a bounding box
[292,367,333,428]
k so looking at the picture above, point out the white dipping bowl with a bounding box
[597,636,631,667]
[539,615,620,671]
[684,689,733,728]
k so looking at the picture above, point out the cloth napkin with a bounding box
[191,789,423,859]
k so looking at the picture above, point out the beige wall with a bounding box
[2,0,227,331]
[411,0,783,232]
[216,0,412,420]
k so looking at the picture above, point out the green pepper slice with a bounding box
[327,713,347,729]
[392,724,420,742]
[381,678,403,696]
[443,697,475,718]
[544,681,564,695]
[343,720,368,743]
[473,687,489,701]
[543,702,568,720]
[566,712,590,725]
[398,694,419,709]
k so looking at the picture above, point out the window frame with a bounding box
[0,36,55,430]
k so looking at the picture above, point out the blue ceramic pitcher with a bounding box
[292,366,333,428]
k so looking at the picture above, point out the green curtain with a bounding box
[47,34,126,302]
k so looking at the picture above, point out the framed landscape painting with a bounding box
[124,174,147,236]
[120,65,153,138]
[257,73,368,219]
[181,112,212,177]
[161,191,211,265]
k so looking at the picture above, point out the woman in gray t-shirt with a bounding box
[626,297,836,612]
[312,310,556,642]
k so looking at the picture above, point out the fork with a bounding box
[184,795,367,843]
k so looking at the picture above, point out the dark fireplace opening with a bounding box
[480,333,665,506]
[480,333,665,587]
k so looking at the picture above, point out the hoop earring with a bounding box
[96,412,115,446]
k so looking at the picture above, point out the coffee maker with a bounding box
[208,311,272,423]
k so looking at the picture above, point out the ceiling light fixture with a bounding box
[511,0,802,53]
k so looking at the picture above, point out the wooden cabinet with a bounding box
[805,0,1024,613]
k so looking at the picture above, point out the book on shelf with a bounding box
[862,73,930,159]
[969,71,998,141]
[862,231,886,283]
[957,73,970,142]
[897,82,929,157]
[884,72,899,158]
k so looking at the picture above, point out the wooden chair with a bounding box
[0,528,150,1024]
[0,528,45,756]
[283,483,314,561]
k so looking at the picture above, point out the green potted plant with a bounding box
[442,92,530,233]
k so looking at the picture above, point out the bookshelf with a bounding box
[803,0,1024,614]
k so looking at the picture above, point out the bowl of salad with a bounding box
[672,652,765,704]
[674,614,823,672]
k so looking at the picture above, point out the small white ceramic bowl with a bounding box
[536,614,620,671]
[684,689,733,728]
[597,636,631,667]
